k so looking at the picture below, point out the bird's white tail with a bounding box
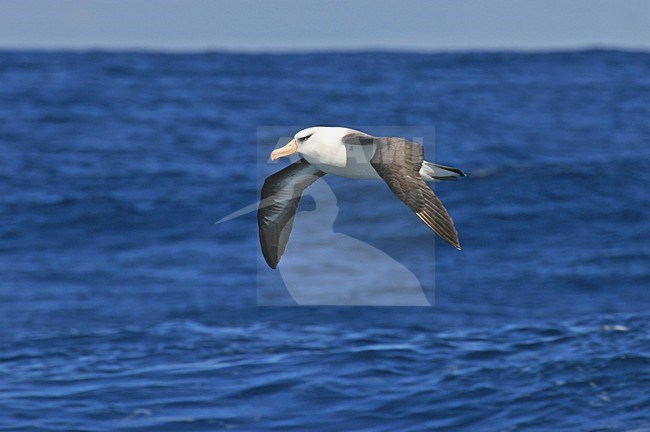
[419,161,466,182]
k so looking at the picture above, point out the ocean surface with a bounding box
[1,50,649,431]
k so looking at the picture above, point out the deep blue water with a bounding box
[1,50,649,431]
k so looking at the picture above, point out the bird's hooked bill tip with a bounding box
[270,139,297,161]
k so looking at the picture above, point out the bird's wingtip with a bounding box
[262,254,279,269]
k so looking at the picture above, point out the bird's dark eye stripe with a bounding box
[299,134,313,141]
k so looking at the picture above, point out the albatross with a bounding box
[258,126,466,269]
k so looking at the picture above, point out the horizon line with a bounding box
[1,43,650,56]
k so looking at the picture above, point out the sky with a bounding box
[1,0,649,52]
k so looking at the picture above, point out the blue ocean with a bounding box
[1,50,649,431]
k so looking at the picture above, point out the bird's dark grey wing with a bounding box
[258,159,326,268]
[370,137,462,250]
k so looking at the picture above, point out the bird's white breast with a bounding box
[302,142,381,179]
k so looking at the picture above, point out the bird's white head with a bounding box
[269,126,362,161]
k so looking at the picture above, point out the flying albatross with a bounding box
[258,126,466,269]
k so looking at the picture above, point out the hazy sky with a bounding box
[1,0,649,51]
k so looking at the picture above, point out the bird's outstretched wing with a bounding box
[258,159,326,268]
[369,137,461,249]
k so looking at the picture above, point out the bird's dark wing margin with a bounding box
[258,159,326,268]
[369,137,462,249]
